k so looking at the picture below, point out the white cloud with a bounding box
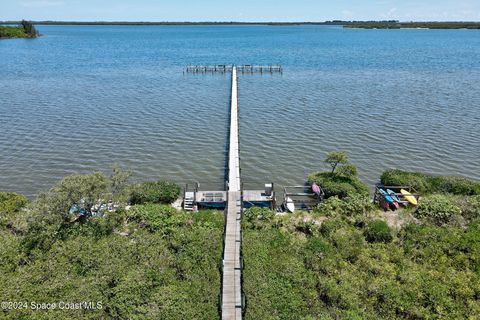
[20,0,65,8]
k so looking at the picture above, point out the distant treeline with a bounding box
[344,21,480,29]
[2,20,479,29]
[0,20,344,26]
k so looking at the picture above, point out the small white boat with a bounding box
[285,197,295,213]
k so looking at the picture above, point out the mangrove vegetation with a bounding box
[0,169,223,320]
[1,161,480,319]
[0,20,38,39]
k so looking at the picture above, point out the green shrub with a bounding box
[336,164,358,178]
[20,20,38,37]
[243,207,275,230]
[380,169,430,193]
[47,172,110,214]
[331,227,365,262]
[127,204,177,232]
[341,194,375,216]
[308,172,369,199]
[381,169,480,195]
[415,195,461,225]
[109,164,132,200]
[364,220,392,243]
[320,218,349,237]
[310,151,368,199]
[0,192,28,215]
[324,151,349,173]
[0,26,28,38]
[130,181,180,205]
[429,176,480,196]
[304,237,334,272]
[314,196,345,217]
[244,207,275,222]
[460,195,480,222]
[306,237,332,253]
[315,194,374,217]
[0,192,29,232]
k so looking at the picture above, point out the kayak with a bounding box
[285,197,295,213]
[400,189,418,205]
[69,204,79,215]
[386,189,400,209]
[386,189,400,202]
[378,189,395,205]
[312,183,321,195]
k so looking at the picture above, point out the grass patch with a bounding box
[380,169,480,195]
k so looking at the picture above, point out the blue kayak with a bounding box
[378,189,395,204]
[387,189,400,202]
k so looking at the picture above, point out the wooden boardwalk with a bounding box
[222,66,243,320]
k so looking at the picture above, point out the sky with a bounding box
[1,0,480,22]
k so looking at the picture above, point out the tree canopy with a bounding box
[324,151,349,174]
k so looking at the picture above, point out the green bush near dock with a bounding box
[0,174,223,319]
[309,151,369,199]
[381,169,480,195]
[308,171,369,198]
[314,194,374,217]
[243,211,480,319]
[129,181,181,205]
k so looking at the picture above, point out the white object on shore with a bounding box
[285,197,295,213]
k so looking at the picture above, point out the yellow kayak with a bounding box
[400,189,418,206]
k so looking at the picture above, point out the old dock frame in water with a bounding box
[185,64,283,74]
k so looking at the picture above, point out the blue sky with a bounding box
[1,0,480,21]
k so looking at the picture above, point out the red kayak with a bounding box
[312,183,321,195]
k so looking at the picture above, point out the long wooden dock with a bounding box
[183,63,282,317]
[222,66,243,320]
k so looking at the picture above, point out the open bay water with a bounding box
[1,25,479,197]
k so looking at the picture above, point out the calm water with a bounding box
[1,25,479,197]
